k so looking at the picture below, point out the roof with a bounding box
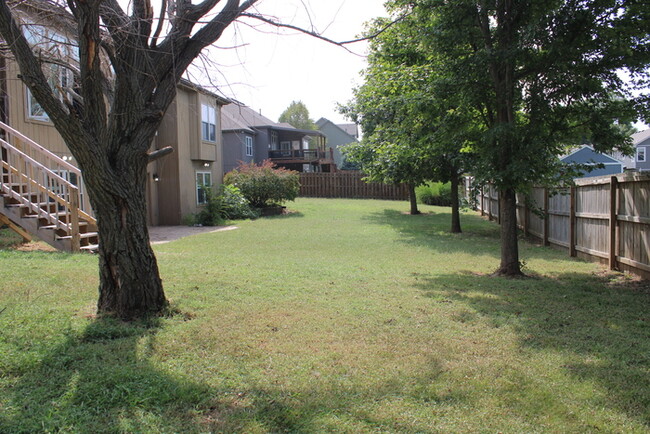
[223,103,324,137]
[221,103,276,133]
[337,123,359,138]
[561,145,624,165]
[632,129,650,146]
[178,79,230,105]
[316,117,358,141]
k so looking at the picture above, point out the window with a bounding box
[23,25,77,122]
[637,147,646,163]
[201,104,216,142]
[245,136,253,157]
[196,171,212,205]
[270,131,278,149]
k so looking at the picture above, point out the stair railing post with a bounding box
[69,185,81,253]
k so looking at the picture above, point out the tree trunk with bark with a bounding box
[86,153,167,318]
[450,171,461,233]
[408,183,420,215]
[494,187,523,276]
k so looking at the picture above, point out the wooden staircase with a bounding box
[0,121,98,253]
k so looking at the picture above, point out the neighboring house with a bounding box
[631,129,650,171]
[560,145,625,178]
[222,102,334,173]
[315,117,359,168]
[0,19,229,226]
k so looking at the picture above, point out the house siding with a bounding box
[316,118,358,168]
[636,139,650,171]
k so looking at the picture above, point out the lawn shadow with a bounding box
[413,270,650,427]
[0,313,457,432]
[363,208,500,256]
[0,317,212,432]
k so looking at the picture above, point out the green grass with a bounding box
[1,198,649,433]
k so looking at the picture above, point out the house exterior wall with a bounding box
[635,137,650,171]
[223,130,257,174]
[255,128,271,162]
[316,120,357,168]
[4,61,70,157]
[155,86,225,225]
[1,56,225,225]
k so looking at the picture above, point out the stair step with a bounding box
[56,232,98,240]
[5,202,55,209]
[39,221,88,230]
[80,244,99,252]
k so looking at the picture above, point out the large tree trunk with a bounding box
[495,187,523,276]
[88,155,167,319]
[408,183,420,215]
[450,172,462,233]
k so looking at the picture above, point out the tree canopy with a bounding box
[358,0,650,275]
[278,100,317,130]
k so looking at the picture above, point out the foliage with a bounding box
[278,100,317,130]
[223,160,300,208]
[195,184,259,226]
[2,198,650,432]
[382,0,650,274]
[415,182,452,206]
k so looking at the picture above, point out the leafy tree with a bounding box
[278,100,317,130]
[0,0,340,319]
[388,0,649,275]
[341,13,474,228]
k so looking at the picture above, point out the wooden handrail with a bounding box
[0,120,92,215]
[0,120,80,173]
[1,137,97,240]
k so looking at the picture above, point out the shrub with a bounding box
[218,184,260,220]
[196,185,225,226]
[223,160,300,208]
[415,182,453,206]
[195,184,258,226]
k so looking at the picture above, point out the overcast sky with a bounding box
[187,0,388,125]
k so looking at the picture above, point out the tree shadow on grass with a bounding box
[413,270,650,428]
[0,315,458,432]
[0,317,212,432]
[363,208,501,256]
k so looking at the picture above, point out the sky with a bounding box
[186,0,389,125]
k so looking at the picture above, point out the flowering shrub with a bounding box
[223,160,300,208]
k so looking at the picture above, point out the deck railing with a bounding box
[0,132,95,252]
[0,120,92,215]
[269,149,330,161]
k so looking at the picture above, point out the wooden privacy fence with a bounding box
[476,173,650,279]
[299,171,410,200]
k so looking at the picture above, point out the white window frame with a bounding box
[245,136,253,157]
[270,131,279,149]
[196,171,212,205]
[201,104,216,143]
[23,25,77,122]
[637,147,646,163]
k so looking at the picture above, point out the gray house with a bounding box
[222,103,334,174]
[631,129,650,171]
[560,145,625,178]
[315,118,359,168]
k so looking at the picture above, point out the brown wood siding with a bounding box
[4,61,69,156]
[299,171,409,200]
[155,99,182,225]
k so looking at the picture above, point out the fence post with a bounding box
[609,176,618,270]
[569,185,576,257]
[523,194,529,236]
[480,186,485,216]
[543,188,549,246]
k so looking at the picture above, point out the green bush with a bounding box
[223,160,300,208]
[218,184,260,220]
[195,184,258,226]
[415,182,453,206]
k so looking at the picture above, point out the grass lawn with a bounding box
[1,198,649,433]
